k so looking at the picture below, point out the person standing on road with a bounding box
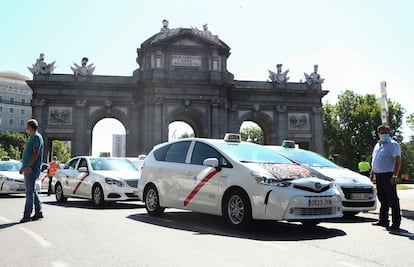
[358,155,371,177]
[47,156,59,196]
[370,124,402,231]
[19,119,44,223]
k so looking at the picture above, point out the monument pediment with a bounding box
[170,38,204,47]
[141,28,230,51]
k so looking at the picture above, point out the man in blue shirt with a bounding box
[19,119,44,223]
[370,124,401,231]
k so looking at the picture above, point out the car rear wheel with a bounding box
[223,189,252,228]
[55,183,67,203]
[144,185,164,216]
[92,184,105,206]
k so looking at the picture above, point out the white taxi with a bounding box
[138,134,342,228]
[0,157,42,194]
[54,156,140,206]
[267,141,377,216]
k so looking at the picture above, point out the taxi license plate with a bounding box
[351,193,370,200]
[308,198,332,207]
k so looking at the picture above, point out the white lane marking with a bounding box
[19,227,52,248]
[0,216,12,223]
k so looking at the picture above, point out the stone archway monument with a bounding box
[27,20,328,161]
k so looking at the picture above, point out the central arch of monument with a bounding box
[27,22,328,160]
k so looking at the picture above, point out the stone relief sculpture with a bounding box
[49,107,72,125]
[288,113,309,130]
[304,64,325,85]
[28,53,56,75]
[70,57,95,77]
[269,64,290,84]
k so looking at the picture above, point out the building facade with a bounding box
[0,72,32,134]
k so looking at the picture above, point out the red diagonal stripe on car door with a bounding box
[184,169,220,207]
[73,173,90,194]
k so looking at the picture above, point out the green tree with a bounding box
[51,140,71,163]
[240,126,264,144]
[323,90,404,171]
[178,132,195,139]
[0,132,27,160]
[407,113,414,132]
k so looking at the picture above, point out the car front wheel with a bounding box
[55,183,67,203]
[92,184,105,206]
[144,185,164,216]
[223,189,252,228]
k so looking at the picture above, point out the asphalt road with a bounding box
[1,189,413,267]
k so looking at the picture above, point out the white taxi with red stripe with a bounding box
[54,156,140,206]
[138,134,342,228]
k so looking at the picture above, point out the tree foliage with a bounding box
[407,113,414,132]
[323,90,404,171]
[0,132,27,160]
[51,140,71,163]
[240,126,264,144]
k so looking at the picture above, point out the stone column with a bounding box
[276,105,288,145]
[312,106,324,154]
[74,100,89,156]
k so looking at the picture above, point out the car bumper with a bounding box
[339,186,377,212]
[251,188,342,221]
[0,181,26,193]
[103,184,139,201]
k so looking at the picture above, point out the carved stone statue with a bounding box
[28,53,56,75]
[304,64,324,85]
[160,19,169,33]
[268,64,289,84]
[70,57,95,77]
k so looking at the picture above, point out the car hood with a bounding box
[253,163,311,180]
[308,166,373,186]
[0,171,24,181]
[94,170,140,180]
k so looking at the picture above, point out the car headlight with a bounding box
[0,176,15,182]
[251,171,282,186]
[105,178,124,187]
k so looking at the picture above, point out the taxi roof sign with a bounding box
[224,133,241,143]
[282,140,296,148]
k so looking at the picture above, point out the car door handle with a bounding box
[185,170,192,175]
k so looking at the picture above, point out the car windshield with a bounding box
[215,143,293,164]
[128,159,143,170]
[0,161,22,171]
[277,148,338,167]
[89,158,138,171]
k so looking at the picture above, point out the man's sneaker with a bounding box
[388,224,400,231]
[19,217,31,223]
[30,213,44,221]
[372,221,389,228]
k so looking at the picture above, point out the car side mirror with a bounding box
[41,164,48,172]
[203,158,219,167]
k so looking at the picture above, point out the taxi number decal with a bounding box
[73,174,90,194]
[183,169,220,207]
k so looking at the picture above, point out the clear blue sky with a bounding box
[2,0,413,145]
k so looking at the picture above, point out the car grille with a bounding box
[292,207,337,216]
[126,179,139,188]
[341,187,374,200]
[294,184,330,193]
[342,201,376,207]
